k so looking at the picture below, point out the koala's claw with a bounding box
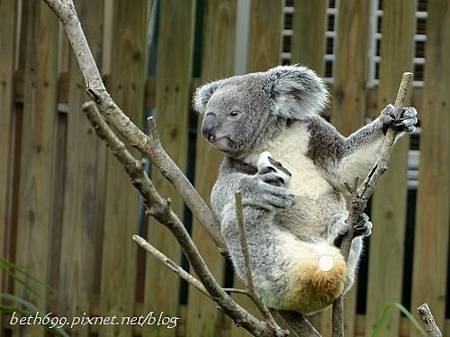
[353,213,373,238]
[258,182,295,209]
[256,151,292,186]
[381,104,418,134]
[329,213,372,247]
[259,172,286,186]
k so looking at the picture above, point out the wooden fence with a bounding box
[0,0,448,337]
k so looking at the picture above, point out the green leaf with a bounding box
[0,293,69,337]
[371,302,426,337]
[0,258,53,292]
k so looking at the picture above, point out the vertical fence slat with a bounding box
[99,1,150,337]
[14,2,59,337]
[365,1,416,336]
[331,1,372,336]
[411,1,450,335]
[246,0,283,72]
[291,0,327,74]
[144,1,195,337]
[187,1,237,336]
[58,1,104,337]
[0,0,17,332]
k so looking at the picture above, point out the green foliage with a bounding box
[0,257,69,336]
[371,302,426,337]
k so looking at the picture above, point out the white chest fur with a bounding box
[247,124,333,199]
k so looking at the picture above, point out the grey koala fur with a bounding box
[194,65,417,314]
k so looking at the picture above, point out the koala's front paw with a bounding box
[256,151,292,186]
[249,181,295,209]
[240,152,294,210]
[353,213,373,238]
[381,104,418,134]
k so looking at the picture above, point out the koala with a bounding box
[193,65,417,314]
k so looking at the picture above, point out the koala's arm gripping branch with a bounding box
[42,0,225,253]
[331,72,414,337]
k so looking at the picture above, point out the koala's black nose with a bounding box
[202,113,218,141]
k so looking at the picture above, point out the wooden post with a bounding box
[365,1,416,337]
[0,0,17,333]
[58,1,105,337]
[291,0,327,74]
[330,1,372,336]
[411,1,450,335]
[144,1,195,337]
[99,1,150,337]
[14,2,59,337]
[247,0,283,72]
[186,1,237,336]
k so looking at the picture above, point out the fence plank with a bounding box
[144,1,195,337]
[0,0,17,333]
[58,1,105,337]
[247,0,283,72]
[99,1,150,337]
[291,0,327,74]
[0,0,17,288]
[411,1,450,335]
[365,1,416,336]
[14,2,59,337]
[186,1,237,336]
[331,1,372,336]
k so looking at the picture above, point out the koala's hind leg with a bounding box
[343,236,363,293]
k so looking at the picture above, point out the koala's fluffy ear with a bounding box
[193,81,221,114]
[267,65,329,119]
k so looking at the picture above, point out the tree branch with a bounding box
[132,234,211,298]
[331,72,414,337]
[272,310,322,337]
[417,303,443,337]
[235,192,286,336]
[42,0,225,253]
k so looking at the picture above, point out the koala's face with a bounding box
[194,65,328,156]
[200,75,274,154]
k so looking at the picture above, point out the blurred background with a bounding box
[0,0,448,337]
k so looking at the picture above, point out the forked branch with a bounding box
[331,72,414,337]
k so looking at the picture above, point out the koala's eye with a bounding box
[229,110,241,118]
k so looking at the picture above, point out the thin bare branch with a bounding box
[273,310,322,337]
[132,234,210,298]
[331,72,414,337]
[223,288,251,296]
[417,303,443,337]
[235,193,285,335]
